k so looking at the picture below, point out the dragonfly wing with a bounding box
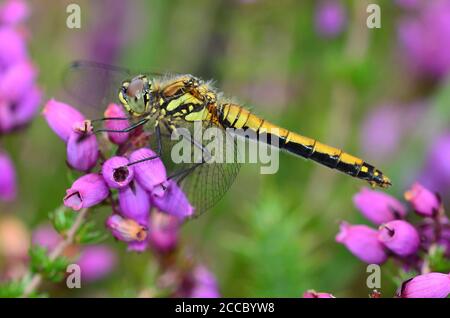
[62,60,163,119]
[148,120,241,217]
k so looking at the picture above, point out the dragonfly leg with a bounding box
[94,117,149,134]
[90,117,131,123]
[163,120,212,162]
[126,125,163,167]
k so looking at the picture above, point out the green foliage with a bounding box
[0,281,25,298]
[427,245,450,273]
[49,206,76,234]
[29,246,69,283]
[75,220,108,244]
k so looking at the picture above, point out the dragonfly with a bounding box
[63,61,391,216]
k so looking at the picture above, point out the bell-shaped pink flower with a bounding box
[175,265,220,298]
[0,0,29,25]
[151,180,194,219]
[303,290,335,298]
[31,224,60,251]
[103,103,129,144]
[66,131,99,172]
[106,214,147,243]
[149,209,180,253]
[0,151,16,201]
[0,60,37,102]
[378,220,420,256]
[336,222,388,264]
[397,272,450,298]
[101,156,134,189]
[76,245,117,282]
[129,148,166,192]
[405,183,440,217]
[12,85,41,128]
[118,181,150,225]
[63,173,109,211]
[353,188,407,225]
[42,99,85,142]
[0,28,27,67]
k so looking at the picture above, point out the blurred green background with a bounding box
[2,0,450,297]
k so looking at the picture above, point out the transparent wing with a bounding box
[62,60,162,119]
[148,120,241,216]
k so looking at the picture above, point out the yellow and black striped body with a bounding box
[216,103,391,188]
[119,73,391,188]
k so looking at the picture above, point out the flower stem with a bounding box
[21,208,89,297]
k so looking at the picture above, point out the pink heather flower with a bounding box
[419,218,450,257]
[101,156,134,189]
[0,0,29,26]
[398,0,450,79]
[66,131,99,172]
[151,180,194,219]
[404,183,440,217]
[106,214,148,243]
[63,173,109,211]
[336,222,388,264]
[42,99,86,142]
[397,272,450,298]
[118,181,151,226]
[149,209,180,253]
[103,103,129,144]
[77,245,117,282]
[419,133,450,193]
[0,60,37,102]
[31,224,60,251]
[353,188,407,225]
[177,265,220,298]
[0,27,27,67]
[0,151,16,201]
[11,85,41,128]
[303,290,335,298]
[129,148,167,192]
[315,0,346,38]
[378,220,420,257]
[395,0,421,9]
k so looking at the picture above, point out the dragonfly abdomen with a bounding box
[218,103,391,188]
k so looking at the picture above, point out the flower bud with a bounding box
[66,131,99,172]
[42,99,85,142]
[0,0,29,25]
[76,245,117,282]
[378,220,420,256]
[12,85,41,128]
[397,272,450,298]
[149,209,180,253]
[32,224,60,251]
[0,60,37,102]
[353,188,407,225]
[118,181,150,225]
[151,180,194,219]
[0,151,16,201]
[0,28,27,67]
[336,222,388,264]
[303,290,335,298]
[106,214,147,242]
[101,156,134,189]
[64,173,109,211]
[129,148,166,192]
[104,103,129,144]
[404,183,440,217]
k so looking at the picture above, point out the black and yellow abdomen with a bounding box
[218,103,391,188]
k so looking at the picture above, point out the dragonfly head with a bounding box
[119,75,151,116]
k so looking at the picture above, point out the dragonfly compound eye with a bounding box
[121,76,150,115]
